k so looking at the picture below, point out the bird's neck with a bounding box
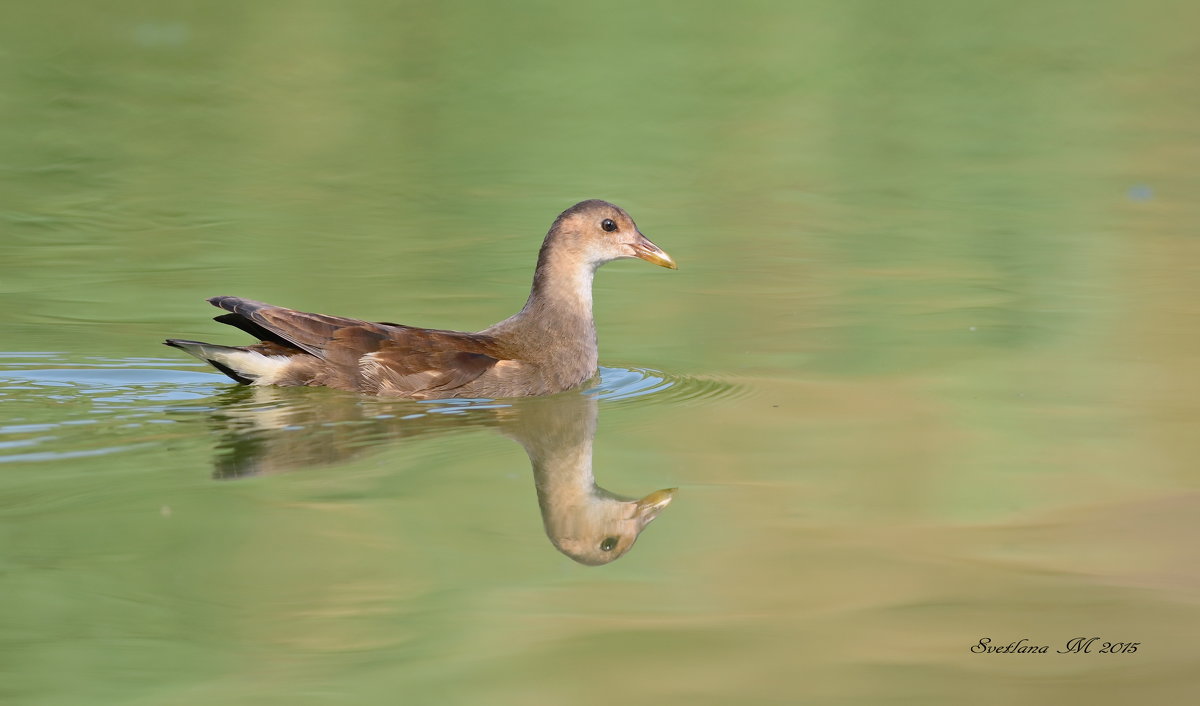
[522,246,596,326]
[487,246,599,367]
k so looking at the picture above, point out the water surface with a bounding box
[2,2,1199,704]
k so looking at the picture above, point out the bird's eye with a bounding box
[600,218,617,232]
[600,536,619,552]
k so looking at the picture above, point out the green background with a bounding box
[2,1,1198,704]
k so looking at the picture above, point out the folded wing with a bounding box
[209,296,505,397]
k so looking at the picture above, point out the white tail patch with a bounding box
[212,350,293,385]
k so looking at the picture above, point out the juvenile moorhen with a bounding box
[165,199,676,398]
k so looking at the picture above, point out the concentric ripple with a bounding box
[586,365,742,406]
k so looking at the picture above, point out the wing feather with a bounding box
[208,296,505,396]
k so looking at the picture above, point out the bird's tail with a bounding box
[164,339,256,384]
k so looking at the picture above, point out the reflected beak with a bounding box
[630,233,678,270]
[634,487,676,524]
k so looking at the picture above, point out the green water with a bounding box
[3,1,1199,704]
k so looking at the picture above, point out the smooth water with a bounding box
[3,2,1199,704]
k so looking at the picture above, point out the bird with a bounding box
[164,199,676,399]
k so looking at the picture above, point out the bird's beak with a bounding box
[634,487,676,524]
[630,233,678,270]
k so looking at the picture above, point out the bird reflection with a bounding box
[199,386,675,565]
[498,392,675,565]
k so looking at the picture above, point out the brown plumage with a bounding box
[164,200,676,399]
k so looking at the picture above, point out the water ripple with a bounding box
[0,355,740,464]
[588,366,742,406]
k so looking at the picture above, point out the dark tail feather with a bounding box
[207,296,272,319]
[213,313,295,349]
[163,339,254,384]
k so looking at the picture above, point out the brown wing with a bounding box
[209,296,391,358]
[209,296,507,396]
[359,332,505,397]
